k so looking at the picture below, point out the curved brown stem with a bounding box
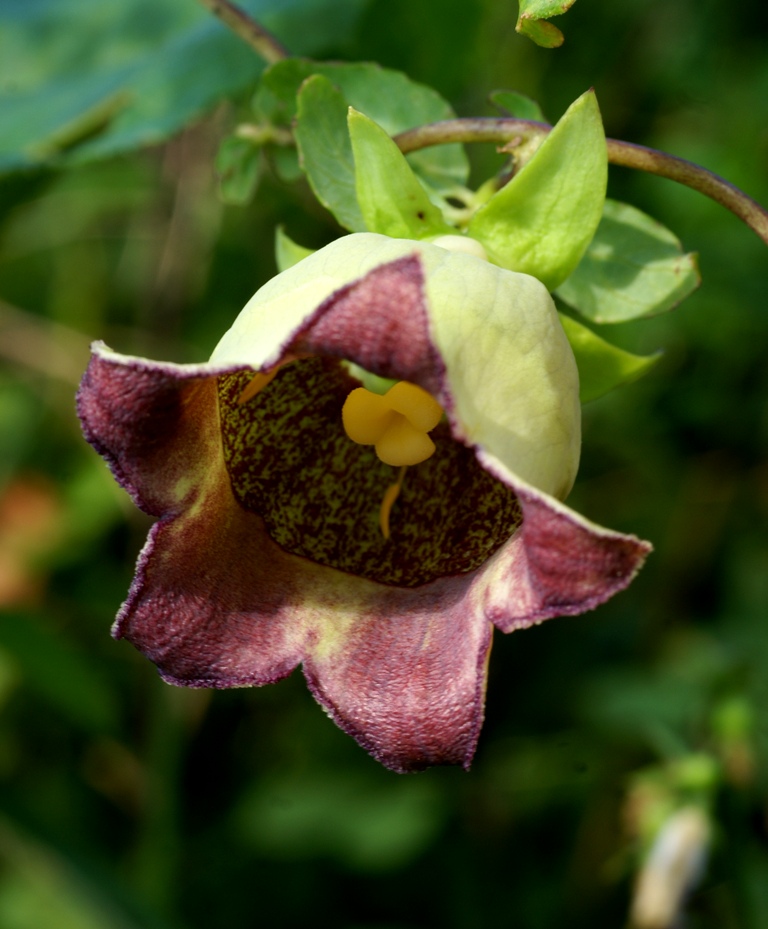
[394,118,768,246]
[197,0,289,63]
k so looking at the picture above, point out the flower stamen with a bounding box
[342,381,443,466]
[342,380,443,538]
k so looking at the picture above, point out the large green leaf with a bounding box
[253,59,469,192]
[295,75,366,232]
[0,0,370,172]
[516,0,578,48]
[556,199,701,323]
[559,313,661,403]
[468,90,607,291]
[348,109,453,238]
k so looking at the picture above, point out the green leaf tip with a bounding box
[556,199,701,323]
[468,89,607,292]
[274,227,315,273]
[559,313,661,403]
[348,108,454,239]
[489,90,546,122]
[516,0,579,48]
[295,74,367,233]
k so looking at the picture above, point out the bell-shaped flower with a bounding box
[77,232,650,772]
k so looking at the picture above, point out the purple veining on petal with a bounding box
[304,573,492,773]
[476,451,652,631]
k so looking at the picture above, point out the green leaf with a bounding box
[275,226,315,272]
[216,137,261,205]
[253,59,469,193]
[515,0,578,47]
[556,199,701,323]
[489,90,546,122]
[0,0,370,172]
[559,313,661,403]
[349,109,454,239]
[295,75,366,232]
[468,90,607,291]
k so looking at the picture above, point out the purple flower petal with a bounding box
[77,239,652,771]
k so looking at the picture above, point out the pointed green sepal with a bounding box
[559,313,661,403]
[348,108,454,239]
[275,226,315,273]
[295,75,366,232]
[468,90,607,291]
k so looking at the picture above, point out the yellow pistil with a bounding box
[342,380,443,538]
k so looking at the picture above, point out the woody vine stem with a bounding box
[201,0,768,247]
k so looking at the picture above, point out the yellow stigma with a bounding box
[341,381,443,467]
[342,380,443,540]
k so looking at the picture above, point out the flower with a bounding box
[77,232,650,772]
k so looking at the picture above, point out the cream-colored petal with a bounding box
[210,233,580,499]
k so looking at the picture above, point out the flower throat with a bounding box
[217,358,522,587]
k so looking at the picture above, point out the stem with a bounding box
[394,118,768,246]
[197,0,289,63]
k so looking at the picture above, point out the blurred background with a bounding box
[0,0,767,926]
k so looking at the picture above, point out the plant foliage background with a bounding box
[0,0,767,926]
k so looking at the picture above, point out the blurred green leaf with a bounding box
[274,226,314,272]
[254,59,469,192]
[556,199,701,322]
[0,0,370,172]
[295,75,366,231]
[0,814,169,929]
[515,0,578,48]
[489,90,546,121]
[559,313,661,403]
[0,614,119,734]
[236,770,443,871]
[349,109,453,238]
[215,137,262,206]
[469,90,606,290]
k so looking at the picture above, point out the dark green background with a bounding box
[0,0,766,926]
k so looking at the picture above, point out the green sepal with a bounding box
[215,136,261,206]
[489,90,546,122]
[295,75,366,232]
[559,313,661,403]
[275,227,315,273]
[348,108,454,239]
[556,199,701,323]
[516,0,578,48]
[468,90,607,292]
[253,59,468,193]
